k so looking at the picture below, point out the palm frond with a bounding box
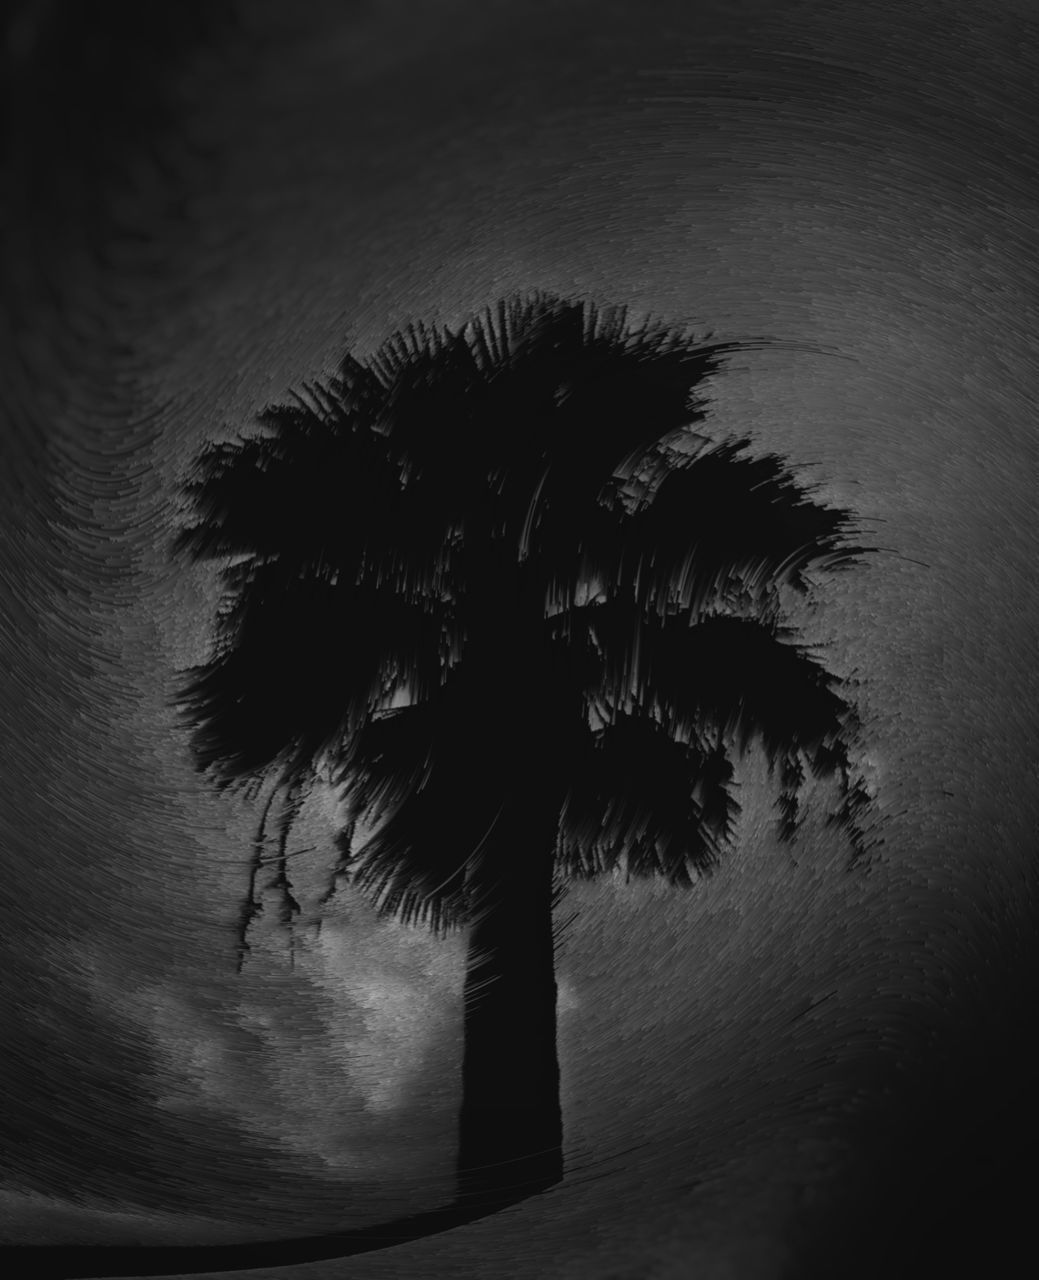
[558,711,739,882]
[343,698,506,934]
[173,411,413,573]
[234,784,279,973]
[587,607,855,767]
[574,606,859,847]
[174,558,450,790]
[602,437,867,614]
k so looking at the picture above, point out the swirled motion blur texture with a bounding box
[1,3,1037,1279]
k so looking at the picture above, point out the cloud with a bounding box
[74,907,463,1183]
[306,908,465,1116]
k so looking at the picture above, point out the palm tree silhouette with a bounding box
[172,292,873,1213]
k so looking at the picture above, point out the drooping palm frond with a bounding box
[567,602,861,842]
[557,712,740,883]
[234,782,279,974]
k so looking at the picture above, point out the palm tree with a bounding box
[172,292,873,1213]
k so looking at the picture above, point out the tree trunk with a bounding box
[457,811,563,1208]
